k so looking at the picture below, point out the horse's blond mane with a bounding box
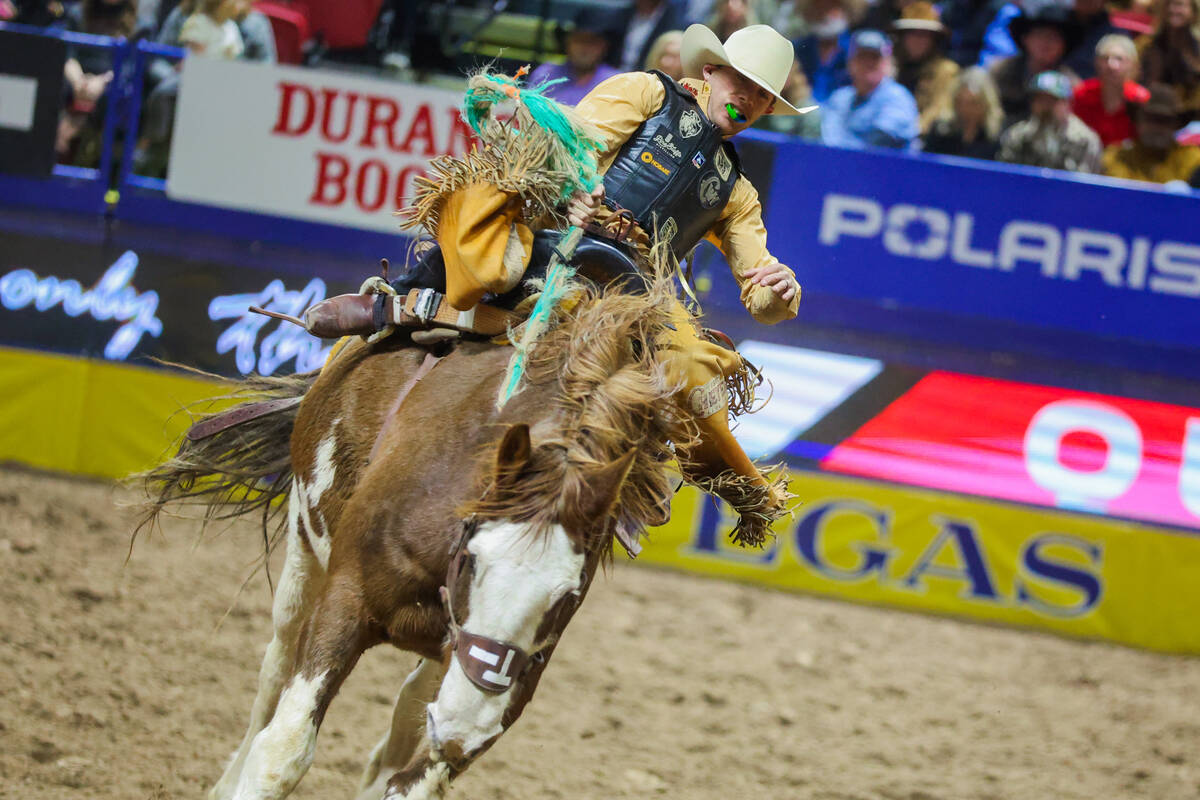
[463,274,699,556]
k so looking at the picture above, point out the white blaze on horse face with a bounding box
[427,521,584,757]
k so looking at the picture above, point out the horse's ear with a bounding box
[575,448,638,524]
[495,423,532,477]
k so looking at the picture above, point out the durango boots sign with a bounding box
[168,58,478,233]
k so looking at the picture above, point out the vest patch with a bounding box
[715,148,732,181]
[699,173,721,208]
[640,150,672,176]
[653,132,683,159]
[692,152,706,169]
[679,109,703,138]
[659,217,678,242]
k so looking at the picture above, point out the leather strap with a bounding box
[185,396,303,441]
[389,289,522,337]
[366,350,444,463]
[440,517,586,695]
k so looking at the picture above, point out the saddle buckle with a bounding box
[413,288,441,324]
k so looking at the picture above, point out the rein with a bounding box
[439,516,586,694]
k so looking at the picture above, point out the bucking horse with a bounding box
[137,69,787,800]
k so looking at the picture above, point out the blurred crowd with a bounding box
[5,0,1200,188]
[530,0,1200,189]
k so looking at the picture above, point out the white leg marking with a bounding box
[210,481,322,800]
[231,670,329,800]
[426,521,583,757]
[382,762,449,800]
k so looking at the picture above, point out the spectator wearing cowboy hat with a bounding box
[1103,83,1200,185]
[893,1,960,132]
[1072,34,1151,145]
[529,9,622,106]
[990,6,1083,128]
[794,0,857,102]
[822,29,921,148]
[998,69,1102,170]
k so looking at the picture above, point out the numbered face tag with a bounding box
[455,630,530,693]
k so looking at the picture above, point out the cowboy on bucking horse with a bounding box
[307,23,807,535]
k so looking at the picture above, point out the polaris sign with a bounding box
[762,139,1200,356]
[819,194,1200,299]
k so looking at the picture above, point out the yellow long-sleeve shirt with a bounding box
[575,71,800,325]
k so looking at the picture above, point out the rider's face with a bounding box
[703,65,775,137]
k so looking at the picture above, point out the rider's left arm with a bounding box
[705,177,801,325]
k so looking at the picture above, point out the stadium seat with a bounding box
[254,0,311,64]
[298,0,385,51]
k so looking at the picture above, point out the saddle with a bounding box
[296,228,647,343]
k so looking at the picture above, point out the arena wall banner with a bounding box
[642,473,1200,654]
[167,58,475,233]
[768,140,1200,356]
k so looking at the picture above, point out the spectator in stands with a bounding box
[858,0,917,35]
[1137,0,1200,122]
[530,11,620,106]
[57,0,142,164]
[1103,83,1200,184]
[892,1,960,133]
[821,29,920,148]
[795,0,855,102]
[998,69,1102,170]
[756,57,823,136]
[941,0,1009,66]
[178,4,242,58]
[1063,0,1122,78]
[707,0,759,40]
[10,0,68,26]
[156,0,272,61]
[617,0,683,72]
[990,7,1082,127]
[1072,34,1150,145]
[644,29,686,79]
[921,65,1003,158]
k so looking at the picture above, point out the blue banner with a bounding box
[763,139,1200,356]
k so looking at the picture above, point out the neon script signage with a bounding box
[0,251,162,359]
[209,278,331,376]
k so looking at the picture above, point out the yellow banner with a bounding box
[0,346,227,480]
[643,472,1200,654]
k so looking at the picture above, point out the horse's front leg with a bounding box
[375,519,596,800]
[355,657,447,800]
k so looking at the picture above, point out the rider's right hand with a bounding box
[566,184,605,229]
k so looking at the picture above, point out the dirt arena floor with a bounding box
[2,465,1199,800]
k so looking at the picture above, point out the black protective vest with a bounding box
[601,71,742,261]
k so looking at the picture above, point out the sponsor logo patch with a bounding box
[659,217,678,242]
[679,109,703,138]
[652,132,683,159]
[640,150,672,176]
[692,152,706,169]
[715,147,732,180]
[699,172,721,209]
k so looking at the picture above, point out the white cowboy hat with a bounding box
[681,23,811,116]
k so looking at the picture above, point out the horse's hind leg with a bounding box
[355,658,447,800]
[209,481,324,800]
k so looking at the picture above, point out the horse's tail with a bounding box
[133,368,316,550]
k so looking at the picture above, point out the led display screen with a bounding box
[821,372,1200,531]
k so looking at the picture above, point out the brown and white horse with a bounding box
[140,282,694,799]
